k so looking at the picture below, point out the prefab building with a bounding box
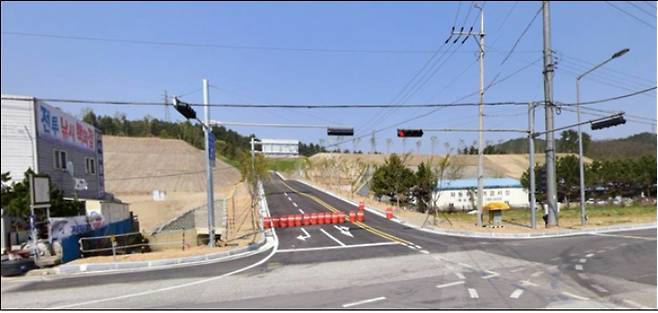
[1,94,105,200]
[433,177,529,211]
[260,139,299,158]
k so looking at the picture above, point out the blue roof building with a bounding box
[437,177,523,191]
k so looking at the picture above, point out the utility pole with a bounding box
[164,90,171,122]
[370,131,376,154]
[542,1,558,227]
[528,102,537,229]
[203,79,216,246]
[448,3,486,226]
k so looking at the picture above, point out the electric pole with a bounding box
[164,90,170,122]
[447,3,486,226]
[370,131,376,154]
[203,79,217,246]
[542,1,558,227]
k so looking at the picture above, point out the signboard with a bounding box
[208,132,216,168]
[50,216,90,241]
[74,178,89,191]
[36,101,96,152]
[96,129,105,198]
[30,175,51,206]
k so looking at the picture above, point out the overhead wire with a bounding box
[626,1,657,18]
[499,5,542,66]
[604,1,656,30]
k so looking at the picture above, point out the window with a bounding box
[85,157,96,174]
[53,149,68,170]
[458,192,462,197]
[450,192,455,198]
[498,190,503,196]
[505,190,510,196]
[490,190,495,196]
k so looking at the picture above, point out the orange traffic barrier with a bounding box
[338,212,346,224]
[310,213,318,225]
[331,212,339,224]
[357,210,364,222]
[295,214,303,227]
[263,217,271,229]
[279,216,287,228]
[303,214,312,226]
[272,217,280,228]
[349,211,356,223]
[317,212,325,224]
[386,207,394,220]
[325,212,332,224]
[358,201,365,211]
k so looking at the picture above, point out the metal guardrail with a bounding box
[79,230,191,259]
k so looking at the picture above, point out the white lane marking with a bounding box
[298,209,305,214]
[296,228,311,241]
[596,249,605,253]
[292,202,298,207]
[510,289,524,299]
[55,221,280,309]
[561,291,590,301]
[585,253,595,258]
[405,244,418,250]
[458,262,476,270]
[530,271,543,277]
[468,288,479,299]
[419,249,430,254]
[569,253,579,257]
[577,273,590,280]
[579,258,587,263]
[436,281,465,289]
[278,242,399,253]
[454,272,466,280]
[283,192,288,197]
[319,228,346,246]
[520,280,538,287]
[590,284,608,293]
[333,225,354,238]
[575,264,584,271]
[591,233,656,241]
[482,270,500,279]
[287,197,292,201]
[510,267,525,273]
[622,299,651,309]
[414,244,422,249]
[342,296,386,308]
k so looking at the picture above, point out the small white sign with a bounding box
[30,175,51,205]
[74,178,88,191]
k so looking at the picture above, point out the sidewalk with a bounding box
[293,177,657,239]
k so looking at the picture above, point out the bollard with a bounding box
[324,212,332,225]
[310,213,318,225]
[263,217,271,229]
[288,215,296,228]
[358,201,365,211]
[338,211,345,224]
[386,207,393,220]
[349,211,356,223]
[303,214,312,226]
[279,216,287,228]
[331,212,338,224]
[272,217,280,229]
[357,210,364,222]
[295,214,303,227]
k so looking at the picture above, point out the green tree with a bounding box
[412,161,437,213]
[558,130,591,154]
[371,154,414,208]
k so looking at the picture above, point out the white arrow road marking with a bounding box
[342,296,386,308]
[436,281,465,289]
[510,289,524,299]
[296,228,311,241]
[482,270,500,279]
[320,228,346,246]
[468,288,479,299]
[561,291,589,301]
[333,225,354,238]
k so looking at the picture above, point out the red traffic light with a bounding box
[397,129,423,137]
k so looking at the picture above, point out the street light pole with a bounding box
[203,79,216,247]
[575,48,629,226]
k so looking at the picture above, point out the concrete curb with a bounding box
[292,178,657,240]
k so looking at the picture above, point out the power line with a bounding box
[626,1,656,18]
[560,106,656,126]
[557,86,657,106]
[489,1,519,47]
[579,106,656,122]
[499,5,542,66]
[604,1,656,30]
[559,58,655,90]
[557,51,654,85]
[558,64,656,99]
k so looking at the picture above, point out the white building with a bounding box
[260,139,299,158]
[433,177,529,211]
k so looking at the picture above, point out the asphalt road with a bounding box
[1,173,655,309]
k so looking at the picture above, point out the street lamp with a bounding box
[575,48,629,226]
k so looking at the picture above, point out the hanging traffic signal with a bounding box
[397,129,424,137]
[591,115,626,130]
[172,96,197,120]
[327,128,354,136]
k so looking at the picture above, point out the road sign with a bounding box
[208,132,216,168]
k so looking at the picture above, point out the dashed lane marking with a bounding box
[454,272,465,280]
[292,202,298,207]
[622,299,650,309]
[510,267,525,273]
[591,233,656,241]
[342,296,386,308]
[575,264,584,271]
[530,271,543,277]
[436,281,465,289]
[419,250,430,254]
[590,284,608,293]
[298,209,305,214]
[468,288,479,299]
[320,228,346,247]
[283,192,288,197]
[510,289,524,299]
[277,242,399,253]
[585,253,595,258]
[561,291,589,301]
[596,250,605,253]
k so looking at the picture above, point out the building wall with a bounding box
[0,95,37,183]
[433,187,529,211]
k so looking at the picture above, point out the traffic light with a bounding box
[397,129,424,138]
[172,96,197,120]
[327,128,354,136]
[591,115,626,130]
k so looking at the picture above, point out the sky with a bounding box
[2,1,656,154]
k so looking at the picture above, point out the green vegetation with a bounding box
[467,130,656,161]
[265,158,308,172]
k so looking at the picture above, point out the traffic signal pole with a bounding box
[542,1,558,227]
[203,79,216,247]
[528,102,537,229]
[476,4,486,227]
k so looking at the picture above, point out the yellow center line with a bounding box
[278,180,414,246]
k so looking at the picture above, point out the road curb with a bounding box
[292,178,657,240]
